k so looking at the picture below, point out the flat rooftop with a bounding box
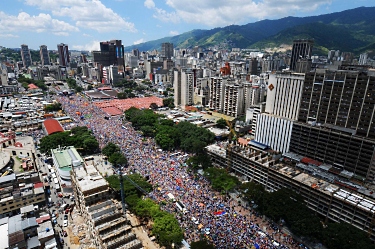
[74,164,108,193]
[51,146,83,169]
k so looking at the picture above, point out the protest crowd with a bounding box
[56,94,302,249]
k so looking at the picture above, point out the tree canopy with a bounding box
[101,142,120,157]
[204,167,240,193]
[191,240,216,249]
[39,126,99,155]
[108,152,128,167]
[163,98,175,109]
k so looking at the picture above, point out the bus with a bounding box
[175,201,188,214]
[84,156,94,161]
[167,193,176,202]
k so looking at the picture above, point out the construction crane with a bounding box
[225,119,237,141]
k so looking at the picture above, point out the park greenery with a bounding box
[191,240,216,249]
[39,126,99,155]
[124,107,215,153]
[240,182,375,249]
[106,174,183,248]
[162,98,175,109]
[18,74,48,91]
[204,167,240,194]
[66,78,83,93]
[215,118,227,129]
[44,102,62,112]
[101,142,127,167]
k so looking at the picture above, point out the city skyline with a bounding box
[0,0,374,51]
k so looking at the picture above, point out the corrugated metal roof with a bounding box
[43,119,64,135]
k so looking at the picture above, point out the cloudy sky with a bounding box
[0,0,373,51]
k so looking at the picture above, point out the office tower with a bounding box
[265,72,305,120]
[39,45,50,66]
[57,43,70,67]
[289,69,375,179]
[289,39,314,71]
[93,40,124,68]
[20,44,32,68]
[161,43,174,59]
[132,48,140,59]
[359,53,368,65]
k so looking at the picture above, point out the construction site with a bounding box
[69,163,145,249]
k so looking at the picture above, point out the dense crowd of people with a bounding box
[56,94,301,249]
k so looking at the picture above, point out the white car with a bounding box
[63,220,68,227]
[191,217,199,225]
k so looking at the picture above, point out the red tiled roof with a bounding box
[102,107,123,116]
[94,96,163,112]
[43,118,64,135]
[34,182,44,189]
[36,214,51,224]
[28,83,39,89]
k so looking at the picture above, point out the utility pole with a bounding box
[118,166,126,216]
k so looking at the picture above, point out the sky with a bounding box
[0,0,374,51]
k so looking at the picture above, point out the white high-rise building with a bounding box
[265,72,305,120]
[255,114,294,153]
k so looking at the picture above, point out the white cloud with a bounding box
[144,0,179,23]
[169,30,179,36]
[24,0,137,32]
[0,11,79,35]
[72,40,100,51]
[0,34,19,38]
[165,0,332,26]
[133,38,145,45]
[144,0,155,9]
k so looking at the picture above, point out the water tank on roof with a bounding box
[46,228,50,232]
[72,160,81,167]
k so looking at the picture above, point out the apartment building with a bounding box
[206,143,375,240]
[180,70,194,107]
[57,43,70,67]
[0,173,45,218]
[39,45,50,66]
[208,77,225,112]
[290,39,314,71]
[70,164,142,249]
[223,80,244,117]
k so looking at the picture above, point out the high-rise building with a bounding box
[223,80,244,117]
[265,72,305,120]
[298,70,375,138]
[161,43,174,59]
[289,39,314,71]
[93,40,124,68]
[289,69,375,180]
[20,44,32,68]
[39,45,50,66]
[57,43,70,67]
[180,70,194,107]
[208,77,226,112]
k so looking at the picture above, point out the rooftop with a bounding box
[51,146,83,169]
[74,164,108,193]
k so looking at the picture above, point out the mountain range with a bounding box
[124,6,375,56]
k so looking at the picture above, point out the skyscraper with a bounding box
[289,39,314,71]
[92,40,124,68]
[161,43,174,59]
[39,45,50,66]
[20,44,32,68]
[57,43,70,67]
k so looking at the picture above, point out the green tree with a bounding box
[163,98,175,108]
[321,222,375,249]
[186,153,212,169]
[149,102,159,110]
[82,137,99,154]
[102,142,120,157]
[87,85,93,90]
[191,240,216,249]
[204,167,240,193]
[45,103,62,112]
[152,213,184,248]
[108,152,128,167]
[216,118,227,129]
[106,174,152,197]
